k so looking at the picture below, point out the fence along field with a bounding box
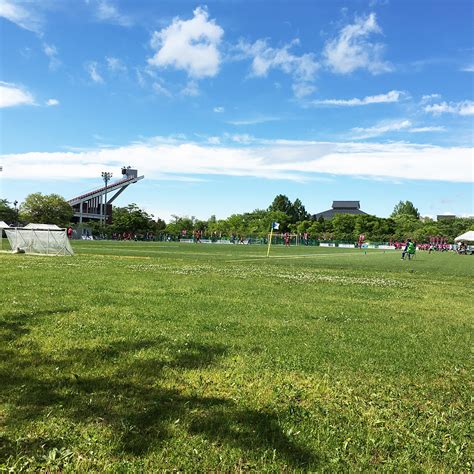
[0,240,472,471]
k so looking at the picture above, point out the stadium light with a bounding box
[101,171,113,226]
[13,200,18,227]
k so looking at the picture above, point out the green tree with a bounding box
[154,218,167,232]
[0,199,16,224]
[391,200,420,219]
[268,194,293,215]
[165,216,194,237]
[20,193,73,227]
[331,214,357,240]
[291,198,309,222]
[111,204,154,234]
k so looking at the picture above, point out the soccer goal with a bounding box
[5,228,74,256]
[267,233,300,246]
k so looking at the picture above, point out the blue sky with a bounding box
[0,0,473,221]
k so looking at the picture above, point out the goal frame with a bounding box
[5,228,74,256]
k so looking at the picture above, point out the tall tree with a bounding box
[20,193,73,226]
[291,198,309,222]
[0,199,16,224]
[268,194,293,215]
[391,200,420,219]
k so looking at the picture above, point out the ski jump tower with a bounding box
[68,166,144,224]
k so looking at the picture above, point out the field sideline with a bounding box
[1,241,472,471]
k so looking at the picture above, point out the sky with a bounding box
[0,0,473,221]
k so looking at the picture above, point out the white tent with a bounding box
[454,230,474,242]
[23,223,62,230]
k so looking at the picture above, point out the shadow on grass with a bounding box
[0,311,317,469]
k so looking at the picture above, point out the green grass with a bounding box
[1,241,472,471]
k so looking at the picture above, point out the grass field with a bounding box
[1,241,472,471]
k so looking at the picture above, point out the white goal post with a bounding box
[5,228,74,256]
[267,233,300,245]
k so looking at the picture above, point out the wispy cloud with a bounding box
[106,56,127,74]
[213,106,224,113]
[148,6,223,79]
[408,126,445,133]
[86,62,104,84]
[46,98,59,106]
[313,90,402,106]
[226,116,281,126]
[43,43,61,70]
[421,93,441,102]
[351,120,446,139]
[352,120,412,139]
[460,64,474,72]
[323,13,392,74]
[425,100,474,116]
[152,81,171,97]
[0,0,43,33]
[0,82,35,108]
[87,0,132,27]
[235,38,318,98]
[1,138,471,183]
[181,80,200,97]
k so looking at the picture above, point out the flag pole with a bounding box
[267,226,274,257]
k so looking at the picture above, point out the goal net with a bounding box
[5,228,74,256]
[267,233,300,246]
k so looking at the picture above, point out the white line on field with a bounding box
[226,252,375,262]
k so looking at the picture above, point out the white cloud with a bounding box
[1,138,471,183]
[46,98,59,106]
[213,106,224,113]
[292,82,316,99]
[86,62,104,83]
[313,90,402,106]
[106,56,127,74]
[207,136,221,145]
[461,65,474,72]
[152,81,171,97]
[181,80,200,97]
[226,116,280,126]
[408,126,445,133]
[352,120,412,139]
[148,6,223,78]
[323,13,392,74]
[424,100,474,116]
[236,38,318,97]
[89,0,132,26]
[227,133,255,144]
[0,0,42,33]
[0,82,35,108]
[421,93,441,102]
[351,120,446,138]
[43,43,60,70]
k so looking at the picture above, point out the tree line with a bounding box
[1,193,473,243]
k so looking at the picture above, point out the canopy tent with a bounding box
[23,223,62,230]
[454,230,474,242]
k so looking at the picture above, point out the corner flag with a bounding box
[267,222,279,257]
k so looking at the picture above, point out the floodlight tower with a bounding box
[13,200,18,226]
[101,171,113,225]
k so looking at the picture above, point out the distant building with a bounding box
[313,201,368,220]
[437,214,456,221]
